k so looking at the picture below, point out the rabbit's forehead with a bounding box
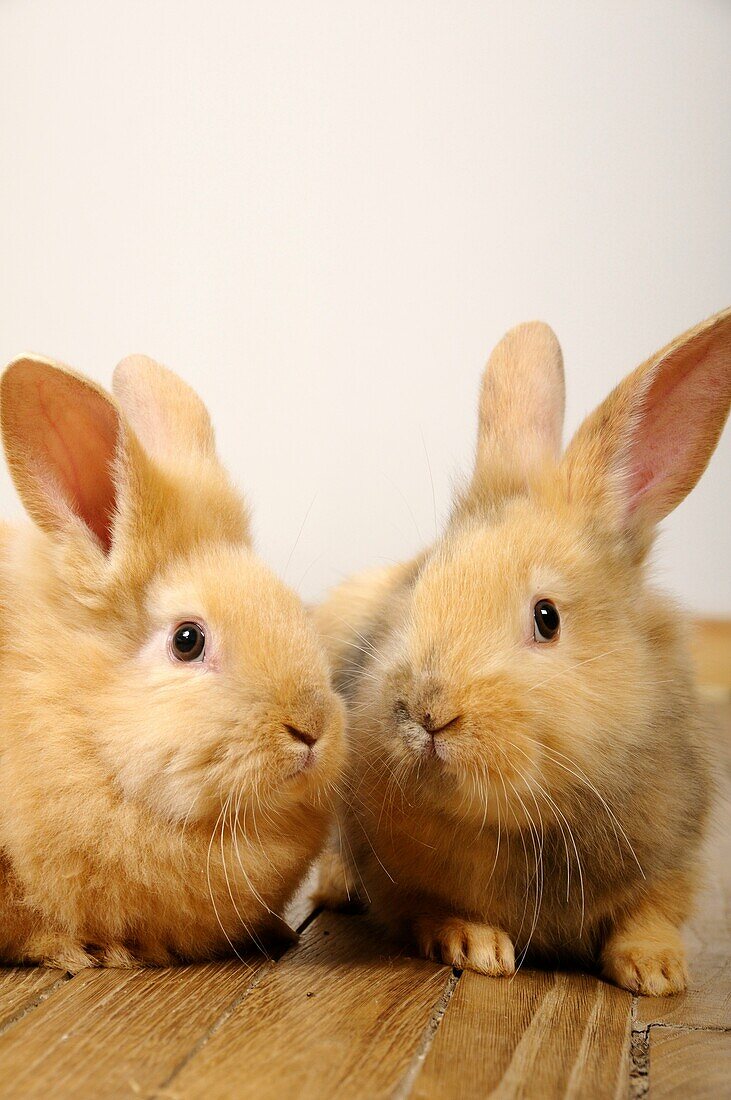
[144,544,299,626]
[426,511,588,596]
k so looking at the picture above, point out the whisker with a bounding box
[420,429,438,538]
[206,796,253,968]
[282,492,318,581]
[526,648,622,694]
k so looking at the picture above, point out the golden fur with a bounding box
[315,310,731,996]
[0,354,344,970]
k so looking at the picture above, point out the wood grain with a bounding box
[412,968,631,1100]
[0,967,66,1034]
[0,959,266,1098]
[165,910,452,1099]
[649,1027,731,1099]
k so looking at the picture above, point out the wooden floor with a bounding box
[0,630,729,1098]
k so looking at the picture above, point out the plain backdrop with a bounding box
[0,1,729,614]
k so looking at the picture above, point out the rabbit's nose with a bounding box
[284,723,319,747]
[422,712,461,736]
[394,700,460,736]
[282,689,332,747]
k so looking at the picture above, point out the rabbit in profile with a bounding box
[315,309,730,995]
[0,353,344,970]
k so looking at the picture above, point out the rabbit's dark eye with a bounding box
[170,622,206,663]
[533,599,560,643]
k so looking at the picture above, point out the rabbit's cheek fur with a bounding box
[101,665,341,825]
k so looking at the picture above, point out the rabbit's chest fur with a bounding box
[346,765,639,958]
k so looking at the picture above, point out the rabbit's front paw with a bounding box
[414,915,515,976]
[602,943,687,996]
[601,926,688,996]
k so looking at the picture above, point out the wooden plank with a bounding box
[649,1027,731,1099]
[0,968,66,1034]
[638,947,731,1032]
[166,911,452,1099]
[0,958,267,1098]
[411,969,631,1100]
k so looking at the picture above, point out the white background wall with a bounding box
[1,1,729,614]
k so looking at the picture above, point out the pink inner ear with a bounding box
[628,327,731,520]
[34,374,120,551]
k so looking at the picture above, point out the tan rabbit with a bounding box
[0,354,344,970]
[315,310,731,996]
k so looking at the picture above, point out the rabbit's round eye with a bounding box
[533,599,560,643]
[170,622,206,663]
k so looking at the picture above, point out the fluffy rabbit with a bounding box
[0,354,344,970]
[316,309,730,995]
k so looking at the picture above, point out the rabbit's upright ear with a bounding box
[563,307,731,532]
[113,355,216,467]
[468,321,565,500]
[0,356,127,553]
